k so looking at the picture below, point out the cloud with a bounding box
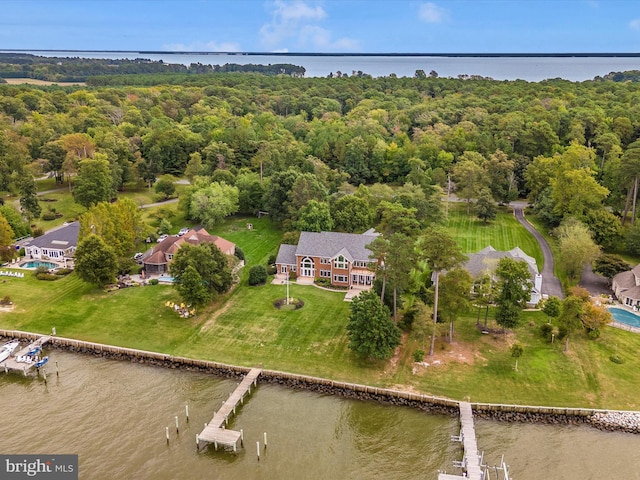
[260,0,359,51]
[418,2,448,23]
[631,18,640,31]
[162,41,242,52]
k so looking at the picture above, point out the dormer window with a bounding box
[334,255,347,269]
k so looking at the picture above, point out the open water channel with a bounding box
[1,350,640,479]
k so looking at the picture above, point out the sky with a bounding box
[1,0,640,53]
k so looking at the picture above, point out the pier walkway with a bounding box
[438,402,484,480]
[197,368,261,452]
[1,336,51,375]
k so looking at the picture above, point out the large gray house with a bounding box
[462,246,543,305]
[23,222,80,261]
[275,230,379,288]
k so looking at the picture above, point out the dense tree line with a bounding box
[0,53,306,82]
[3,72,640,261]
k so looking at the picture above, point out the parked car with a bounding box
[157,234,169,242]
[134,252,144,260]
[178,227,190,236]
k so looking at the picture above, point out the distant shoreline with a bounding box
[3,49,640,58]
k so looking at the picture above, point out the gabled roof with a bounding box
[143,227,235,267]
[24,222,80,250]
[276,244,297,265]
[464,245,539,280]
[613,270,636,290]
[295,231,378,262]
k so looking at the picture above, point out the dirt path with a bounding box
[511,202,564,299]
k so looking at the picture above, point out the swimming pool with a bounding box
[157,275,174,283]
[608,307,640,328]
[19,261,58,269]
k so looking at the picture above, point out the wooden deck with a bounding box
[1,336,51,375]
[198,368,261,451]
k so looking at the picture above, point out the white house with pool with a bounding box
[22,222,79,264]
[611,264,640,308]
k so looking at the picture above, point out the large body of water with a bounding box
[2,350,640,479]
[4,51,640,81]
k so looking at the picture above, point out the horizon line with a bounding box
[1,49,640,58]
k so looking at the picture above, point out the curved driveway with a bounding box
[511,202,564,299]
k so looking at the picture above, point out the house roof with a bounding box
[143,227,235,267]
[276,244,297,265]
[295,231,379,262]
[23,222,80,250]
[620,285,640,301]
[464,246,539,280]
[613,270,636,290]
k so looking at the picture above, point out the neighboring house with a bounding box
[275,229,379,288]
[143,227,235,275]
[612,264,640,307]
[463,246,543,306]
[23,222,80,261]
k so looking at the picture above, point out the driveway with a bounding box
[510,202,564,299]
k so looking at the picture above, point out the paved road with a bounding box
[511,202,565,299]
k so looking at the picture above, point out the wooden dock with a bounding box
[197,368,261,452]
[438,402,483,480]
[1,336,51,375]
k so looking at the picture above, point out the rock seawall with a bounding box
[2,331,639,434]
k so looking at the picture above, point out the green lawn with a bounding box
[445,202,544,268]
[5,205,640,409]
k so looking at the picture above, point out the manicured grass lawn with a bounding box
[445,202,544,268]
[5,206,640,410]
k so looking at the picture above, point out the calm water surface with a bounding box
[5,51,640,81]
[1,351,640,479]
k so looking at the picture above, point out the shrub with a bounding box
[413,349,425,362]
[32,227,44,237]
[34,266,50,276]
[610,354,624,364]
[267,264,277,275]
[314,277,332,287]
[234,247,245,261]
[36,273,58,281]
[267,254,277,266]
[148,278,159,285]
[42,210,57,221]
[587,328,601,339]
[248,265,268,285]
[557,325,568,340]
[540,322,554,340]
[288,270,297,280]
[55,268,72,276]
[0,295,11,305]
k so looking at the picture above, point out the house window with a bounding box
[320,270,331,278]
[300,257,315,277]
[353,261,368,268]
[334,255,347,269]
[42,249,48,256]
[167,254,174,260]
[333,275,348,283]
[320,258,330,264]
[281,265,288,273]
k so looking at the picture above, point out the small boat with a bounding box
[34,356,49,368]
[27,346,41,356]
[0,340,19,363]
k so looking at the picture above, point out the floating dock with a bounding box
[197,368,262,452]
[1,336,51,375]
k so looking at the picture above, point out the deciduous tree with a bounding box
[72,156,115,208]
[74,234,117,287]
[495,257,532,331]
[346,289,400,360]
[171,243,232,299]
